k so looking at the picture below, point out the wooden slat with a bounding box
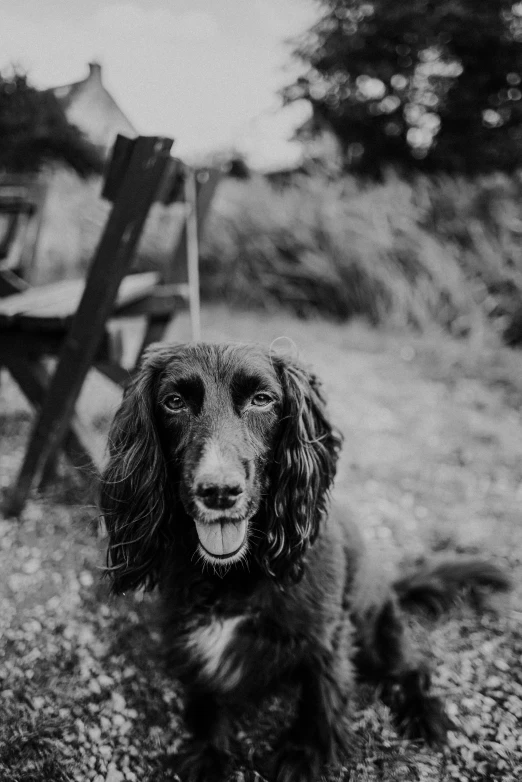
[112,283,186,318]
[136,314,171,354]
[102,135,136,203]
[0,198,35,215]
[0,279,85,317]
[0,331,70,358]
[22,272,159,318]
[95,361,134,388]
[0,271,160,327]
[0,329,114,363]
[0,269,30,298]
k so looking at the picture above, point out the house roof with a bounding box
[52,62,137,154]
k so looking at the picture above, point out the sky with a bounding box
[0,0,318,169]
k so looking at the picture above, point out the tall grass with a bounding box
[37,166,522,340]
[200,172,522,337]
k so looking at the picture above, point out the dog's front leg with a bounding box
[173,690,234,782]
[354,598,453,744]
[273,650,351,782]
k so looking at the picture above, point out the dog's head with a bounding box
[100,343,341,592]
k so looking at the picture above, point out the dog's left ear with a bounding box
[99,345,174,594]
[260,355,342,582]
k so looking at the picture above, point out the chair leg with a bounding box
[3,357,104,515]
[38,452,59,490]
[7,356,59,489]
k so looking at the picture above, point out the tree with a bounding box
[284,0,522,176]
[0,70,102,178]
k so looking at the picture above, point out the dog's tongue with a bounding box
[195,520,247,557]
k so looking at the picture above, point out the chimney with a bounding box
[88,62,102,83]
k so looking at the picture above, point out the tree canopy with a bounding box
[0,70,103,178]
[284,0,522,176]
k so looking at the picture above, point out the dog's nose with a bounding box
[195,481,244,510]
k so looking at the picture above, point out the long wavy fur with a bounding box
[101,348,174,593]
[257,356,343,582]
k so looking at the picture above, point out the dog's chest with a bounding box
[188,615,244,691]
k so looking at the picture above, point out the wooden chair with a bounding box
[0,135,221,516]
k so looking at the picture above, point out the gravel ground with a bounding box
[0,307,521,781]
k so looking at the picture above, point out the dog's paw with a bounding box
[386,669,455,746]
[396,693,455,746]
[169,741,232,782]
[271,741,324,782]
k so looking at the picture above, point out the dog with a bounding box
[100,342,511,782]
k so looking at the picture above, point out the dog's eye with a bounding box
[250,392,273,407]
[163,393,186,412]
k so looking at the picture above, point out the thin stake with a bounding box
[185,169,201,342]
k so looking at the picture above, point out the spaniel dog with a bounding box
[100,342,510,782]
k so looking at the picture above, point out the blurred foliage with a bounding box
[200,172,522,339]
[193,147,251,179]
[284,0,522,176]
[0,69,103,178]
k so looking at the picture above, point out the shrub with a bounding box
[201,172,522,335]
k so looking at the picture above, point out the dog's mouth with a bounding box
[194,519,248,561]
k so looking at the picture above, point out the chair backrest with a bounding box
[70,135,174,344]
[103,134,221,285]
[0,175,47,278]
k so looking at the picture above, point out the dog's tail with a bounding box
[393,559,512,616]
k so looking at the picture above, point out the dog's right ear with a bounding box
[100,345,173,594]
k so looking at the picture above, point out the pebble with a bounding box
[105,764,124,782]
[98,674,114,687]
[80,570,95,587]
[111,692,126,713]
